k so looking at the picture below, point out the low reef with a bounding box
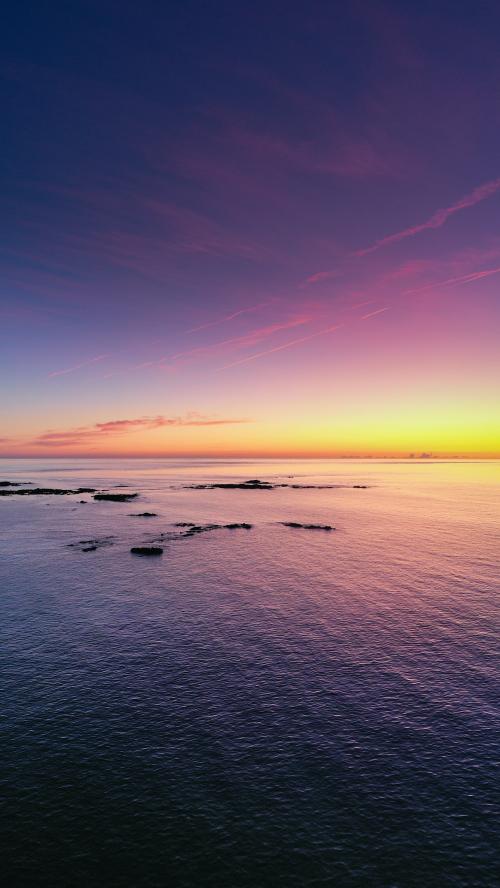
[93,492,138,502]
[281,522,335,531]
[184,479,368,491]
[130,546,163,556]
[0,486,96,497]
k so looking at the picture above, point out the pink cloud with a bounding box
[33,414,251,446]
[354,176,500,256]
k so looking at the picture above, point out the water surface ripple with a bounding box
[1,459,498,887]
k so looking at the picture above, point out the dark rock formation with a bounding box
[68,537,114,552]
[130,546,163,556]
[93,493,138,502]
[0,481,32,486]
[179,522,253,536]
[0,486,97,497]
[130,512,158,517]
[182,523,221,536]
[184,479,368,491]
[281,522,335,531]
[186,479,274,490]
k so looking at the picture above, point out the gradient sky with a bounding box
[1,0,499,457]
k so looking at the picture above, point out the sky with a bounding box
[1,0,499,458]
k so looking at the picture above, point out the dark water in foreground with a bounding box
[1,459,499,887]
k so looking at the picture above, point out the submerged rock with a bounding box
[68,537,114,552]
[93,492,138,502]
[179,522,253,537]
[130,546,163,556]
[182,523,221,536]
[281,522,335,531]
[130,512,158,517]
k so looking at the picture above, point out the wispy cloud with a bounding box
[217,324,343,371]
[354,176,500,256]
[48,354,110,378]
[404,265,500,295]
[157,317,311,368]
[185,300,273,333]
[303,269,340,286]
[34,414,251,446]
[361,306,390,320]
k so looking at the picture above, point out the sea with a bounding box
[1,458,498,887]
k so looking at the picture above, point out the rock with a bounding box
[130,546,163,556]
[186,479,274,490]
[0,481,32,486]
[0,486,97,497]
[185,479,362,491]
[352,485,368,488]
[178,522,253,536]
[182,524,221,536]
[93,493,138,502]
[281,522,335,531]
[130,512,158,517]
[68,537,114,552]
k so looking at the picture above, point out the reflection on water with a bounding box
[1,459,498,887]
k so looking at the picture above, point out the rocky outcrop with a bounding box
[130,546,163,556]
[281,522,335,531]
[68,537,115,552]
[0,486,96,496]
[93,493,138,502]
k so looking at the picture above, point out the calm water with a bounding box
[1,459,499,887]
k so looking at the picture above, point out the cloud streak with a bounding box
[404,265,500,295]
[354,176,500,256]
[48,354,110,378]
[361,307,390,320]
[34,414,250,446]
[303,270,340,286]
[217,324,343,371]
[185,301,273,334]
[156,317,311,368]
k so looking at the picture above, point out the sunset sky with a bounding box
[1,1,499,457]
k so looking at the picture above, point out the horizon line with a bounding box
[0,453,498,461]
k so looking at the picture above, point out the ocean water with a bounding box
[1,458,498,887]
